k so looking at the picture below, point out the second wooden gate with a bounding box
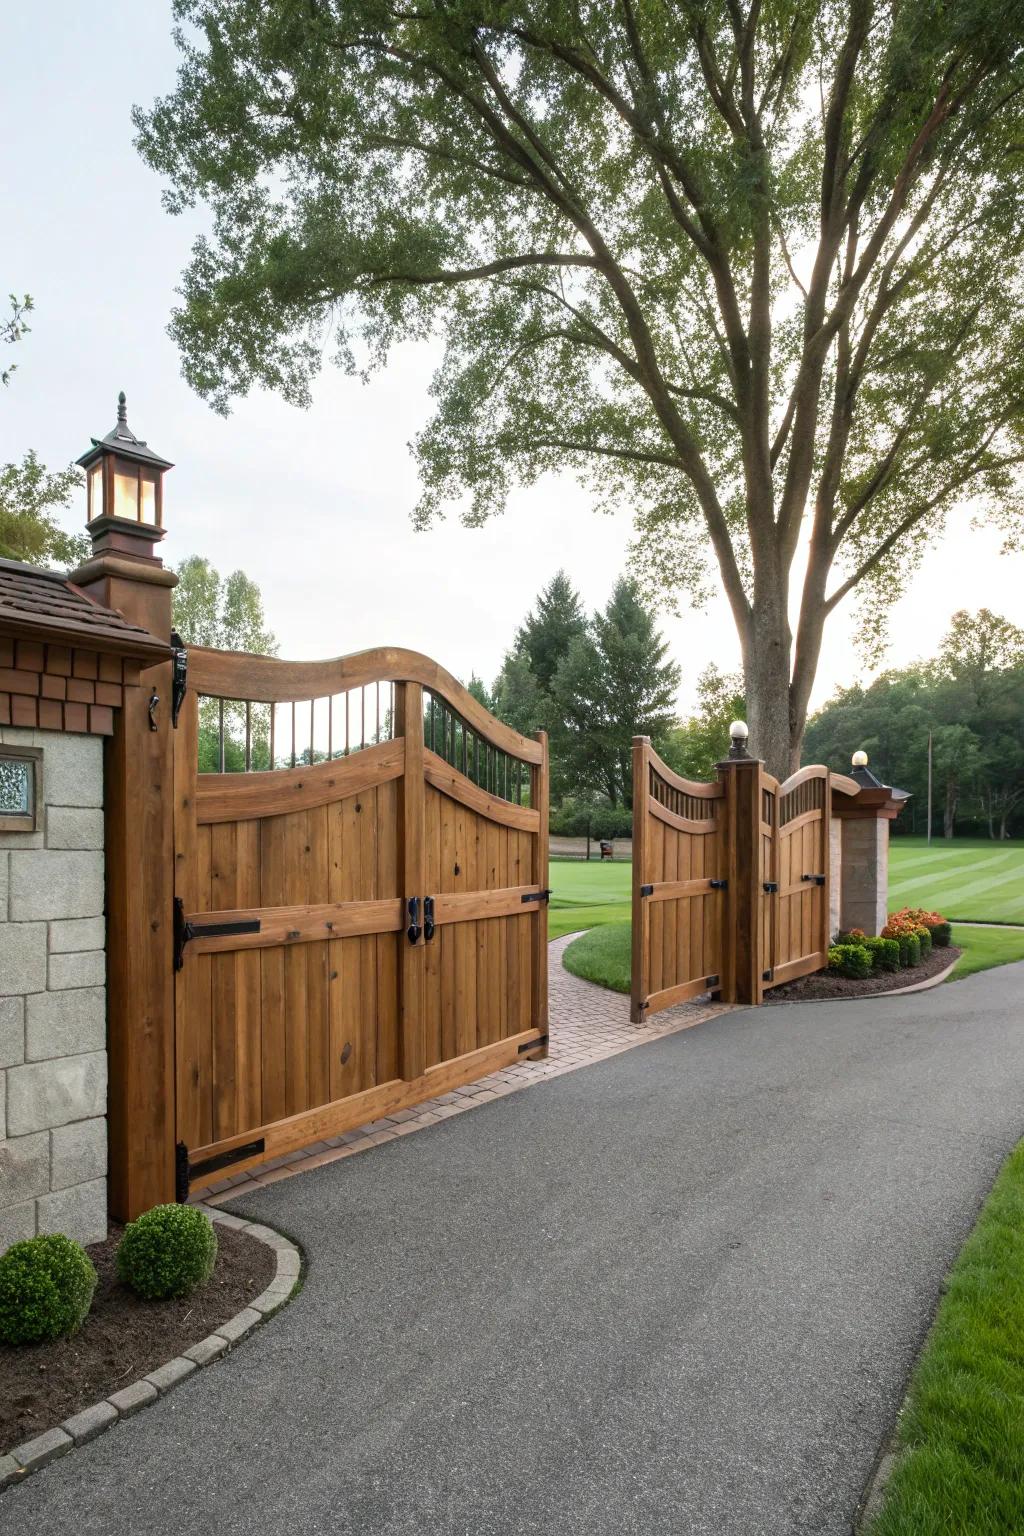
[172,646,548,1195]
[632,742,834,1017]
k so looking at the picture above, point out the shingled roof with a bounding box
[0,558,170,660]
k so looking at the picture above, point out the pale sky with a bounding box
[3,3,1021,720]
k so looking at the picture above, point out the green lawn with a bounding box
[548,858,632,940]
[558,919,1024,993]
[866,1138,1024,1536]
[889,838,1024,924]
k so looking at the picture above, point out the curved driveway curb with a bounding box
[0,1208,301,1493]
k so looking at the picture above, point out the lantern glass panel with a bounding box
[88,462,104,522]
[139,471,158,526]
[112,458,140,521]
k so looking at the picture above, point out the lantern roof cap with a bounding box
[76,391,174,472]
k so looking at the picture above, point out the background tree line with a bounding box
[805,611,1024,840]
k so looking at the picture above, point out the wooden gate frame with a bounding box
[171,646,550,1195]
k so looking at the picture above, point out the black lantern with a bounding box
[77,392,173,555]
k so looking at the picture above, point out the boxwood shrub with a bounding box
[117,1204,217,1301]
[916,925,933,958]
[828,943,872,980]
[0,1233,98,1345]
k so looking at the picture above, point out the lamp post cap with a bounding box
[852,749,869,767]
[729,719,749,741]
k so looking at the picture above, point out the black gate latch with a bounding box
[709,878,728,890]
[173,897,261,970]
[763,881,779,893]
[423,895,435,943]
[640,883,654,897]
[170,630,188,728]
[521,888,551,904]
[802,873,826,886]
[406,895,422,945]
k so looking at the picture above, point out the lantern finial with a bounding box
[117,390,127,425]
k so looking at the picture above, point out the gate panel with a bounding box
[174,647,548,1194]
[764,766,830,988]
[630,739,726,1023]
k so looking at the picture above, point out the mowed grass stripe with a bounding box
[889,840,1024,923]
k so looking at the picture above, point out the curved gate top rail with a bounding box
[185,644,543,764]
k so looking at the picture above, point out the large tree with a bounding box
[137,1,1024,776]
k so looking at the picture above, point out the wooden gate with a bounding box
[172,646,548,1195]
[630,740,726,1022]
[632,743,834,1015]
[760,766,830,992]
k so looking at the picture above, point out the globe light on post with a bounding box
[852,750,869,768]
[728,719,750,759]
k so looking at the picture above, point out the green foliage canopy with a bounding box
[137,0,1024,774]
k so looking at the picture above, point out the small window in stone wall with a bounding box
[0,745,42,832]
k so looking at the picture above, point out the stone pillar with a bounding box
[830,759,910,937]
[839,816,889,935]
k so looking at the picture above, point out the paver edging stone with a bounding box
[0,1206,301,1493]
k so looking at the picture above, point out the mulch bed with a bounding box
[1,1222,275,1453]
[764,945,961,1003]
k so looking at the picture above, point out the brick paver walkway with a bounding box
[201,934,731,1207]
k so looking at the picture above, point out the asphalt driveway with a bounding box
[5,961,1024,1535]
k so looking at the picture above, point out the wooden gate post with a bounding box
[396,680,425,1081]
[630,737,651,1024]
[529,729,550,1057]
[71,396,177,1218]
[716,739,764,1006]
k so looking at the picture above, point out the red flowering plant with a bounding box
[882,906,952,951]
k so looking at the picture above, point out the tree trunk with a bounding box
[743,604,795,780]
[944,778,957,839]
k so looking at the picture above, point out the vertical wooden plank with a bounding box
[375,776,399,1083]
[235,818,262,1131]
[397,682,425,1081]
[210,822,238,1141]
[630,737,650,1023]
[439,789,458,1063]
[173,692,205,1155]
[648,812,665,996]
[424,784,443,1066]
[677,823,692,991]
[454,806,476,1057]
[661,822,678,991]
[259,813,288,1124]
[358,786,379,1086]
[306,805,331,1110]
[690,829,705,984]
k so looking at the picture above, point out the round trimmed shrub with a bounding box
[828,942,872,981]
[117,1204,217,1301]
[871,937,901,973]
[916,925,933,958]
[904,933,922,968]
[928,920,953,948]
[0,1233,98,1345]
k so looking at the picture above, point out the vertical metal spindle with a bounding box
[270,703,276,771]
[218,698,225,773]
[345,690,350,756]
[328,695,334,760]
[474,734,480,787]
[461,717,468,776]
[245,701,251,772]
[376,681,381,744]
[291,700,296,769]
[361,686,366,751]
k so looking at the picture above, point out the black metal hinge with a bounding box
[710,878,728,890]
[763,968,774,982]
[705,974,720,988]
[640,883,654,897]
[802,873,826,886]
[521,888,551,904]
[406,895,421,945]
[423,895,435,943]
[763,881,779,893]
[517,1033,549,1054]
[170,630,188,728]
[173,897,261,970]
[176,1138,266,1203]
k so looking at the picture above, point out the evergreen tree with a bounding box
[512,571,587,693]
[552,580,680,807]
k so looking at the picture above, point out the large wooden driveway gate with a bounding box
[173,647,548,1195]
[631,740,835,1019]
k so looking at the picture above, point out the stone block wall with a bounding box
[1,725,107,1254]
